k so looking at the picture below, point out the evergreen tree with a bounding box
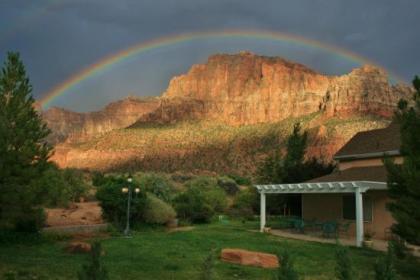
[276,250,299,280]
[257,123,333,184]
[78,241,109,280]
[385,75,420,245]
[0,52,52,231]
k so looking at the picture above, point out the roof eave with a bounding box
[334,150,400,161]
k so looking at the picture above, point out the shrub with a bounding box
[389,238,410,260]
[14,207,45,233]
[217,176,239,195]
[174,188,214,223]
[96,176,147,228]
[138,173,173,203]
[200,248,216,280]
[62,168,89,202]
[92,172,107,187]
[144,193,176,225]
[335,245,353,280]
[78,241,108,280]
[227,174,251,186]
[276,250,299,280]
[374,242,397,280]
[230,187,258,219]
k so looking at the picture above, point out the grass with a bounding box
[1,222,418,279]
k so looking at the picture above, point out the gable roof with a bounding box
[334,123,401,160]
[306,165,388,183]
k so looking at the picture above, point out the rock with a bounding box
[65,241,91,253]
[221,248,279,268]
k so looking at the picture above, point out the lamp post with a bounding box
[122,175,140,236]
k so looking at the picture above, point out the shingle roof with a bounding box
[334,123,401,159]
[306,165,388,183]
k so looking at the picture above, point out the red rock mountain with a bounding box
[42,52,413,173]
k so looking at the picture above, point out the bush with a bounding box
[14,207,45,233]
[217,176,239,195]
[227,174,251,186]
[374,242,397,280]
[138,173,173,203]
[96,176,147,228]
[78,241,108,280]
[33,165,89,207]
[230,187,258,219]
[276,250,299,280]
[184,176,218,191]
[144,193,176,225]
[335,245,353,280]
[389,238,410,260]
[174,187,214,223]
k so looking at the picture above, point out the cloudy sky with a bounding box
[0,0,419,112]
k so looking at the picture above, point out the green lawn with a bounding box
[0,222,418,279]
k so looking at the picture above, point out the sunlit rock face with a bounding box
[42,97,161,143]
[159,52,412,124]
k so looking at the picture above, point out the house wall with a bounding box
[301,190,395,240]
[338,156,403,171]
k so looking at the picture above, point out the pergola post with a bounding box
[260,192,266,232]
[355,188,364,247]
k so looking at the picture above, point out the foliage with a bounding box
[173,187,214,223]
[92,172,107,187]
[374,242,397,280]
[217,176,239,195]
[0,52,52,232]
[388,238,410,260]
[257,123,334,184]
[335,245,353,280]
[200,248,216,280]
[230,187,259,218]
[32,165,89,207]
[138,173,173,203]
[385,75,420,245]
[95,176,147,228]
[143,193,176,225]
[226,174,251,186]
[3,269,47,280]
[78,241,108,280]
[276,250,299,280]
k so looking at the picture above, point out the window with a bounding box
[342,195,372,222]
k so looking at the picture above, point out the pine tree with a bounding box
[385,75,420,245]
[0,52,52,231]
[78,241,108,280]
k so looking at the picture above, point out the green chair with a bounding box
[292,219,305,233]
[322,221,337,238]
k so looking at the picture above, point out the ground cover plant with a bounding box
[1,222,419,279]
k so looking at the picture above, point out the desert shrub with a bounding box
[139,173,173,203]
[217,176,239,195]
[374,242,397,280]
[276,250,299,280]
[14,207,45,233]
[227,174,251,186]
[171,172,194,183]
[184,176,218,191]
[78,241,108,280]
[230,187,259,218]
[206,188,228,213]
[144,193,176,225]
[32,165,89,207]
[96,176,147,228]
[335,244,353,280]
[174,188,214,223]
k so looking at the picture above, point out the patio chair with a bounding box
[322,221,337,238]
[292,219,305,233]
[338,221,351,237]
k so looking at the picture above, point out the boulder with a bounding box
[65,241,91,253]
[221,248,279,268]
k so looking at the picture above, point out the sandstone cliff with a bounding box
[43,97,160,143]
[138,52,411,125]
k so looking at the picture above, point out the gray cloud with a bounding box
[0,0,418,111]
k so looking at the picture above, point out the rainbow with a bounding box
[40,29,403,108]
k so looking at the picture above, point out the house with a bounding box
[255,123,401,247]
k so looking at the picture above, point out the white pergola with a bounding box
[254,181,387,247]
